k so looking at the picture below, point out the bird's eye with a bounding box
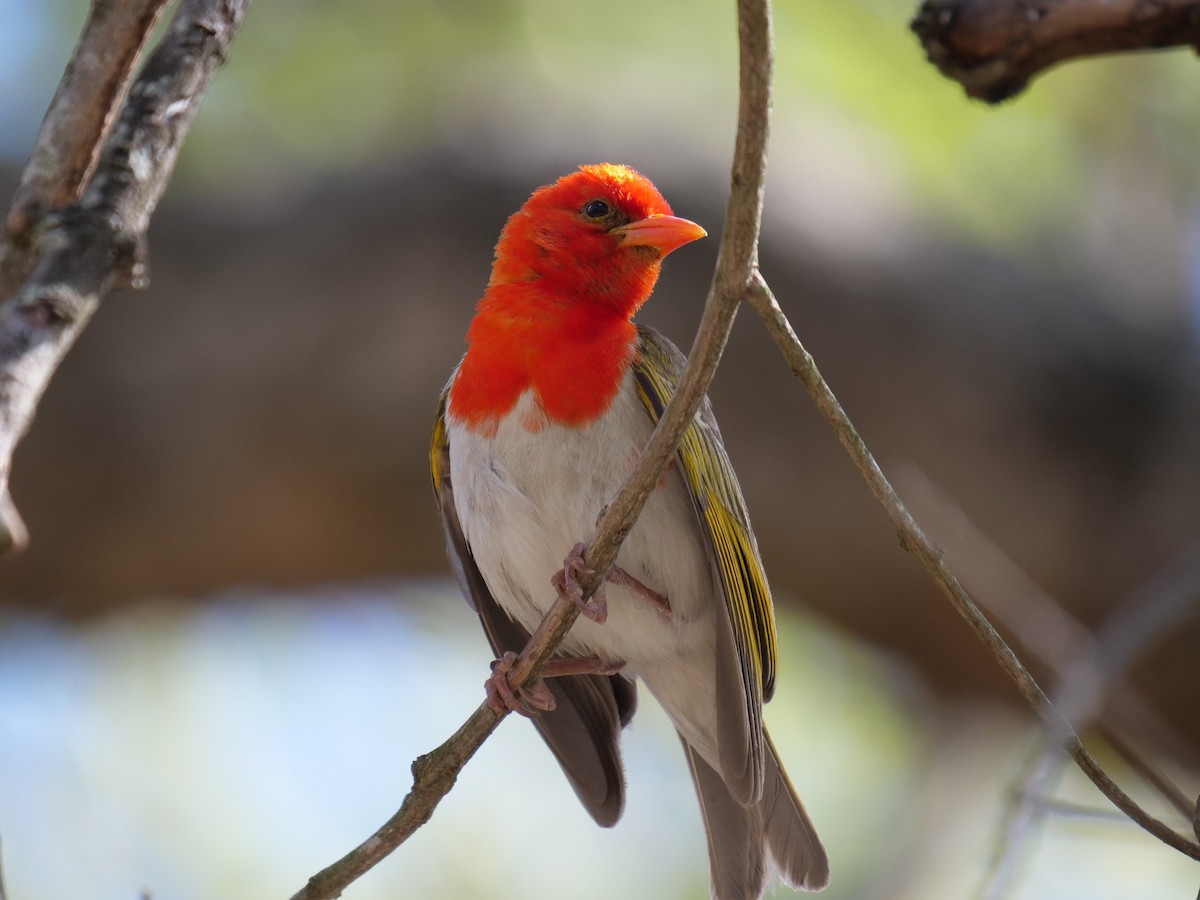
[582,199,610,219]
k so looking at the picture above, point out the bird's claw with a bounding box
[485,652,628,717]
[552,542,608,623]
[485,651,555,717]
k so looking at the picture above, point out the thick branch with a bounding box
[743,275,1200,861]
[911,0,1200,103]
[289,2,775,898]
[2,0,171,246]
[0,0,250,553]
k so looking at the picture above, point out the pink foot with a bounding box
[485,653,626,718]
[485,652,555,717]
[552,542,608,623]
[551,543,673,623]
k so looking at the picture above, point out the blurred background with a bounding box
[1,0,1199,897]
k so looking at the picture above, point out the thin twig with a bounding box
[897,469,1200,888]
[742,274,1200,861]
[899,469,1194,752]
[0,0,250,554]
[911,0,1200,103]
[1074,536,1200,721]
[982,737,1065,900]
[899,468,1198,788]
[1102,727,1196,823]
[288,703,505,900]
[289,2,775,898]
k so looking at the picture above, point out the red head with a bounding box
[450,164,705,431]
[489,163,706,316]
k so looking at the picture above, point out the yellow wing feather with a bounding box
[631,326,779,700]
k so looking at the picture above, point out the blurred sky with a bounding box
[0,0,62,158]
[1,586,1195,900]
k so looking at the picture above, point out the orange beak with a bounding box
[611,214,707,257]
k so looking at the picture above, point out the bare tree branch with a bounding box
[742,276,1200,861]
[0,0,171,551]
[0,0,251,553]
[1,0,172,247]
[289,1,775,897]
[911,0,1200,103]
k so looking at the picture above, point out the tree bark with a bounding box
[912,0,1200,102]
[0,0,252,551]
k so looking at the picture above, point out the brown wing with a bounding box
[431,386,637,826]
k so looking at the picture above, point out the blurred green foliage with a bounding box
[11,0,1200,257]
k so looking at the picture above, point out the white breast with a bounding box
[447,371,720,748]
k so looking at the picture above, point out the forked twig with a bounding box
[897,468,1199,891]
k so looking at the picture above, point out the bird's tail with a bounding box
[682,730,829,899]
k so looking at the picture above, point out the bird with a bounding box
[430,163,829,898]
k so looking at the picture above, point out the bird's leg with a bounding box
[606,565,673,619]
[543,655,626,678]
[552,542,608,623]
[485,652,626,718]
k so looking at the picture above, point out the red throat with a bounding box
[448,285,642,432]
[446,164,702,433]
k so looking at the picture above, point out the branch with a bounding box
[897,467,1199,873]
[911,0,1200,103]
[1,0,172,246]
[1103,727,1196,825]
[983,739,1065,900]
[898,467,1196,769]
[742,276,1200,860]
[290,1,775,897]
[896,479,1200,891]
[0,0,250,553]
